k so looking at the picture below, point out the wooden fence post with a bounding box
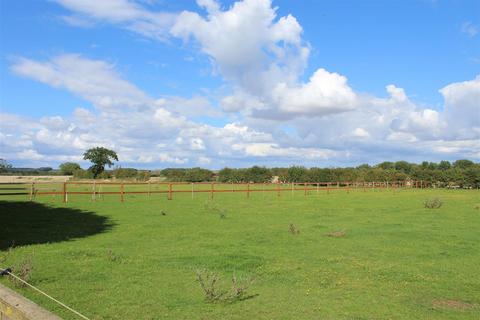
[247,183,250,198]
[304,182,307,196]
[120,183,124,202]
[168,183,172,200]
[63,182,67,203]
[29,182,34,201]
[211,182,214,199]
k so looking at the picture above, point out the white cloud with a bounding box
[11,54,151,109]
[461,21,478,37]
[171,0,309,97]
[55,0,177,41]
[353,128,370,138]
[233,142,336,159]
[271,69,356,116]
[440,75,480,132]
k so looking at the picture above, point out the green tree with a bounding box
[244,166,272,183]
[83,147,118,178]
[453,159,475,169]
[377,162,395,170]
[394,161,413,174]
[113,167,138,179]
[218,167,237,182]
[59,162,81,175]
[0,159,12,173]
[287,166,308,182]
[184,168,214,182]
[438,160,451,170]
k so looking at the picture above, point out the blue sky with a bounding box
[0,0,479,169]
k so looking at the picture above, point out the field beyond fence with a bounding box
[0,180,426,202]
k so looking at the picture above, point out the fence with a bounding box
[0,180,424,202]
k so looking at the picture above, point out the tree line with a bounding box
[160,160,480,188]
[2,147,479,187]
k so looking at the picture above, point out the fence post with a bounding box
[247,183,250,198]
[120,183,124,202]
[191,183,194,199]
[304,182,307,196]
[277,182,280,197]
[168,183,172,200]
[63,182,67,203]
[211,182,214,200]
[316,183,319,194]
[29,182,34,201]
[148,181,151,198]
[92,181,96,201]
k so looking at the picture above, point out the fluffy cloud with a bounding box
[171,0,309,98]
[271,69,357,116]
[11,54,151,109]
[440,75,480,133]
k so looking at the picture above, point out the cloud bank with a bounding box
[1,0,479,168]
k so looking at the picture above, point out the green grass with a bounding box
[1,188,479,319]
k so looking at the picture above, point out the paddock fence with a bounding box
[0,180,426,202]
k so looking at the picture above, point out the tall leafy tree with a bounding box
[83,147,118,178]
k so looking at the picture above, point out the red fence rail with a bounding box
[0,180,425,202]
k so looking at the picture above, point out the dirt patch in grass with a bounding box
[432,299,475,311]
[326,230,346,238]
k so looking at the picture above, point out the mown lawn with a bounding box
[1,188,479,319]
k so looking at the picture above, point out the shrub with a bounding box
[10,254,34,288]
[195,269,254,303]
[106,249,119,262]
[73,168,94,179]
[113,168,138,179]
[424,198,443,209]
[59,162,81,175]
[289,223,300,235]
[195,269,225,302]
[204,201,227,219]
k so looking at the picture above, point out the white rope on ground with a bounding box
[1,267,91,320]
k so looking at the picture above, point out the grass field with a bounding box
[1,188,479,319]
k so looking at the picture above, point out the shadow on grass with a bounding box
[0,201,114,250]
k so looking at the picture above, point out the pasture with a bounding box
[0,187,479,319]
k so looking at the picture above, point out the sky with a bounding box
[0,0,479,169]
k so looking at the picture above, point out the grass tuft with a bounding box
[326,230,346,238]
[289,223,300,235]
[424,198,443,209]
[10,253,34,288]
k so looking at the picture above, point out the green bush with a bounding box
[59,162,81,175]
